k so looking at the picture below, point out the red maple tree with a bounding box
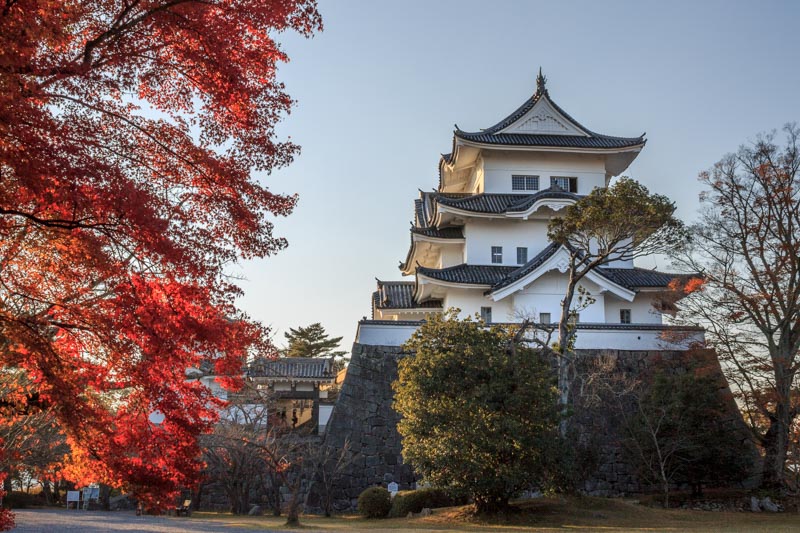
[0,0,321,512]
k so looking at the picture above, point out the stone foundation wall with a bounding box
[313,343,755,511]
[570,349,756,495]
[305,343,414,513]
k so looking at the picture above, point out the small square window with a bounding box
[516,247,528,265]
[480,307,493,323]
[620,309,631,324]
[568,312,580,325]
[539,312,551,324]
[491,246,503,264]
[512,175,525,190]
[551,176,578,193]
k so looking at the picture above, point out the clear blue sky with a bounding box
[232,0,800,349]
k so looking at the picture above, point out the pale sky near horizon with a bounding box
[231,0,800,351]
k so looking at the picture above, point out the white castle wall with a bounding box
[512,271,606,322]
[464,219,549,265]
[481,152,607,194]
[438,245,465,268]
[444,287,514,321]
[604,293,663,324]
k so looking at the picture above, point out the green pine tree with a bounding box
[283,323,348,369]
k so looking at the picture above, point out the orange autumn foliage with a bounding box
[0,0,321,512]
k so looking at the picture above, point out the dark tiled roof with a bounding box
[415,191,446,227]
[375,280,442,309]
[247,357,335,380]
[453,82,644,150]
[598,268,685,289]
[417,264,518,285]
[454,131,645,149]
[414,199,424,227]
[435,188,580,214]
[411,226,464,239]
[489,243,561,291]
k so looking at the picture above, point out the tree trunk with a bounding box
[41,479,52,505]
[99,484,111,511]
[761,354,795,489]
[557,273,578,437]
[284,476,302,526]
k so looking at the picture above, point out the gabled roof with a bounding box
[247,357,335,380]
[414,243,684,303]
[453,69,645,150]
[488,242,561,291]
[374,280,442,309]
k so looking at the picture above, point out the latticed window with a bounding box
[480,306,493,323]
[491,246,503,264]
[620,309,632,324]
[539,312,551,324]
[551,176,578,193]
[517,247,528,264]
[512,175,539,191]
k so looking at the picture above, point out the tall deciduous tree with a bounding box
[672,125,800,489]
[0,1,321,509]
[547,177,685,431]
[394,310,560,514]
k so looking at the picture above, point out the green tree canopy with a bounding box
[283,323,347,360]
[393,310,560,514]
[546,177,686,432]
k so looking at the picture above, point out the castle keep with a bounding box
[313,73,717,511]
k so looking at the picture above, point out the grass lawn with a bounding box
[188,495,800,532]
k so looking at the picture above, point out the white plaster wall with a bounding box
[439,244,464,268]
[510,271,606,322]
[444,288,515,322]
[373,309,437,321]
[604,293,663,324]
[573,329,702,350]
[355,322,704,350]
[464,219,549,265]
[480,152,607,194]
[356,323,418,345]
[319,404,333,433]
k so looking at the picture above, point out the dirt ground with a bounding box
[11,496,800,532]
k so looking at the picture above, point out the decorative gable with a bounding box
[498,97,588,137]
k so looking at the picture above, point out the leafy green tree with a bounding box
[617,365,750,507]
[283,323,348,368]
[547,177,686,432]
[393,310,560,514]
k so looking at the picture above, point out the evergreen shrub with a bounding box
[357,487,391,519]
[388,488,461,517]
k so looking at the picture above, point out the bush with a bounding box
[3,491,43,509]
[394,311,560,514]
[357,487,391,519]
[389,488,460,517]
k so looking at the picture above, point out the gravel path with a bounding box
[11,509,276,532]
